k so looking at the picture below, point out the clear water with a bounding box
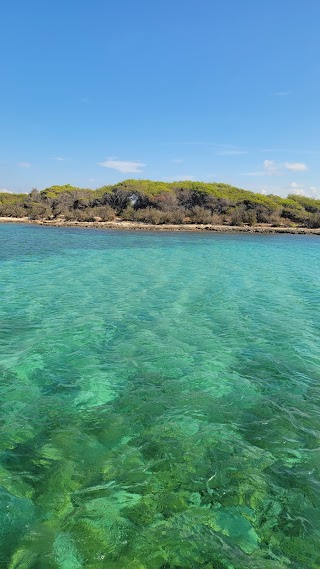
[0,224,320,569]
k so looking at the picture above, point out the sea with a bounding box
[0,223,319,569]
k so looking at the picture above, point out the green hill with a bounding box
[1,180,319,227]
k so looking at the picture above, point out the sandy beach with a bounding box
[1,216,320,234]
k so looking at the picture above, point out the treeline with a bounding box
[1,179,320,227]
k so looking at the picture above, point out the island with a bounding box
[1,179,320,234]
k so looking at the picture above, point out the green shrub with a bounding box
[90,206,116,221]
[27,203,51,220]
[132,208,164,224]
[230,207,246,226]
[189,206,222,224]
[306,213,320,228]
[0,203,27,217]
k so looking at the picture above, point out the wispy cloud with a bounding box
[98,158,146,173]
[260,148,290,153]
[55,156,66,161]
[161,141,207,146]
[0,188,11,193]
[284,162,308,172]
[261,148,320,155]
[243,171,267,177]
[217,149,248,156]
[274,90,291,97]
[171,158,184,164]
[162,141,248,154]
[18,161,31,168]
[216,145,248,156]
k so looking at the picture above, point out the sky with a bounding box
[1,0,320,197]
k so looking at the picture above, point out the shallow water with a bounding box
[0,224,319,569]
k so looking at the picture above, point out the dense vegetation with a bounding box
[1,180,320,227]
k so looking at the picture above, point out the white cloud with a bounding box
[288,182,304,189]
[286,183,320,198]
[244,160,280,176]
[284,162,308,172]
[172,158,184,164]
[263,159,279,174]
[288,183,305,195]
[18,161,31,168]
[55,156,66,161]
[309,186,320,198]
[98,158,146,173]
[0,188,11,193]
[243,160,308,177]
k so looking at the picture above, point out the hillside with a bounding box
[1,180,320,228]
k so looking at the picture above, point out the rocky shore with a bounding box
[1,216,320,235]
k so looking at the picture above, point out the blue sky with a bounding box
[1,0,320,197]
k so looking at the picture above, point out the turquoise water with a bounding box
[0,224,320,569]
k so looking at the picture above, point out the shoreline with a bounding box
[1,216,320,235]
